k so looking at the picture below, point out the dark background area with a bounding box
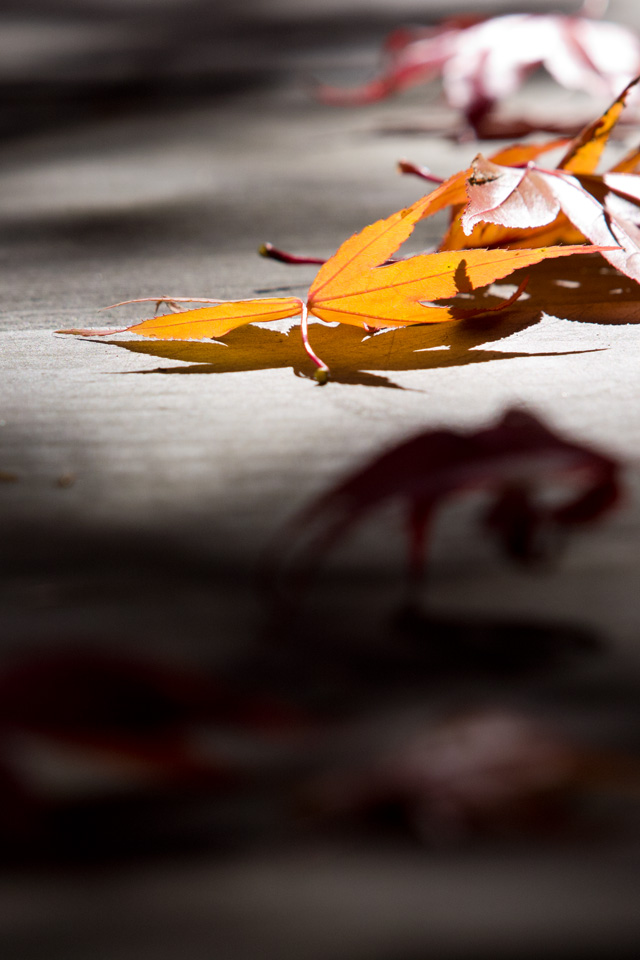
[0,0,590,139]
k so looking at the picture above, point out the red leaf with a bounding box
[271,410,620,589]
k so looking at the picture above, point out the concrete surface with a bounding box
[1,2,640,959]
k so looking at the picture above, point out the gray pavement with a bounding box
[2,2,640,959]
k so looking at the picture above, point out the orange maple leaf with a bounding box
[58,176,606,383]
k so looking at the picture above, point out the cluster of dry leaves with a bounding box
[61,74,640,384]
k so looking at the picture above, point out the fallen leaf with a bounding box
[113,297,304,341]
[388,140,571,253]
[306,708,640,843]
[306,241,592,330]
[0,649,307,783]
[268,409,620,591]
[558,76,638,174]
[58,176,603,382]
[462,155,640,284]
[315,5,640,135]
[428,77,640,252]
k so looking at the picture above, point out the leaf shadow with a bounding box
[101,313,590,388]
[93,254,629,386]
[509,255,640,325]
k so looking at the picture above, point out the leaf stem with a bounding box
[300,301,329,383]
[259,242,326,265]
[397,159,445,183]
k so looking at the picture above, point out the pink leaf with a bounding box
[317,11,640,132]
[461,157,640,284]
[463,156,561,232]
